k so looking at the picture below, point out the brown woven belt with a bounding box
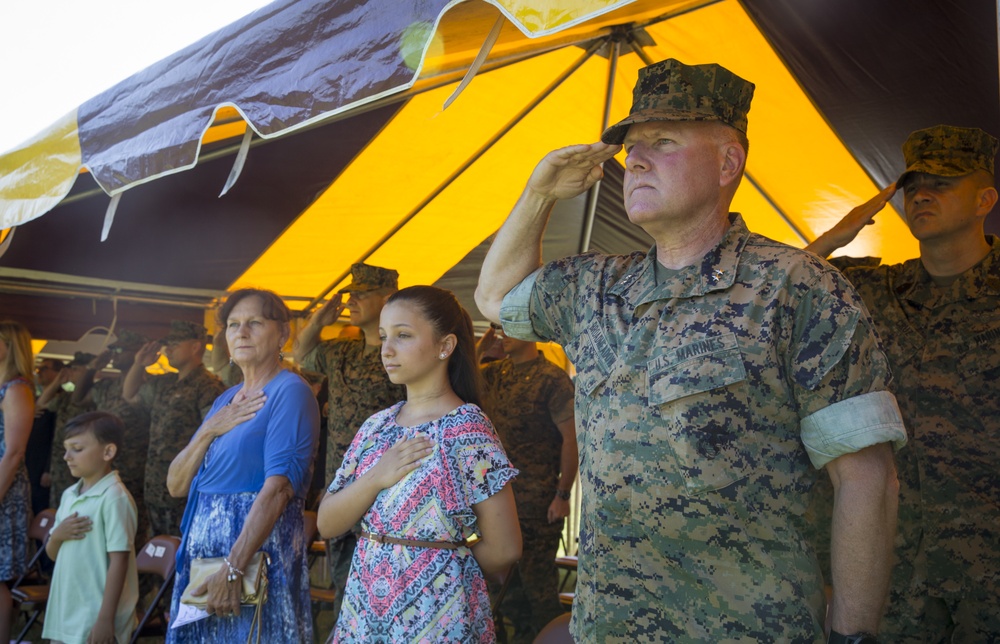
[360,530,479,550]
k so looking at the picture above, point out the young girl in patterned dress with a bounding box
[318,286,521,643]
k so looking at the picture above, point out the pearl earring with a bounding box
[440,352,447,360]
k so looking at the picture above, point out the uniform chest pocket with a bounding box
[957,332,1000,401]
[570,322,614,399]
[647,334,760,494]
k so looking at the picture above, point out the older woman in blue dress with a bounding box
[165,289,319,642]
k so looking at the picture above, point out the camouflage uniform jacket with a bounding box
[46,389,96,505]
[300,337,405,481]
[137,364,224,499]
[832,236,1000,597]
[500,214,906,642]
[480,353,575,519]
[92,377,151,500]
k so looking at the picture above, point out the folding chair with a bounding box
[491,561,519,644]
[554,554,577,593]
[533,612,572,644]
[10,509,56,643]
[128,534,180,644]
[303,510,337,625]
[302,509,331,566]
[11,509,55,588]
[303,510,320,564]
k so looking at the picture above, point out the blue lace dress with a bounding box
[0,377,32,581]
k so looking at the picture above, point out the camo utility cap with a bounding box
[161,320,209,344]
[338,262,399,293]
[108,329,148,352]
[601,58,755,145]
[70,351,96,367]
[897,125,998,188]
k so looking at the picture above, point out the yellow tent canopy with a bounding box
[0,0,994,341]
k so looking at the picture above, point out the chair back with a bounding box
[490,561,518,615]
[129,535,181,644]
[11,508,57,590]
[303,510,318,541]
[28,508,56,541]
[532,612,573,644]
[136,535,180,580]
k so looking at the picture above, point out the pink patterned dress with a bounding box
[328,402,517,643]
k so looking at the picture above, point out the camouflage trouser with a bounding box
[327,531,358,622]
[492,517,565,644]
[118,474,148,548]
[145,487,186,538]
[882,575,1000,644]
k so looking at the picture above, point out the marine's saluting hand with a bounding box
[526,142,621,202]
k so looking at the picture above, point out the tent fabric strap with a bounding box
[443,14,506,110]
[220,128,255,197]
[101,193,122,242]
[580,39,620,253]
[744,171,811,244]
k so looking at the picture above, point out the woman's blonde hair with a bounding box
[0,320,34,380]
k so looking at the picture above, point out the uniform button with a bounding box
[697,438,721,459]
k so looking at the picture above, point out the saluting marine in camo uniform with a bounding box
[123,320,224,537]
[481,332,576,643]
[806,125,1000,643]
[477,58,907,643]
[74,329,153,546]
[294,262,405,619]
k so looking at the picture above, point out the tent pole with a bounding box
[744,172,812,244]
[302,38,610,314]
[0,282,215,309]
[579,39,620,253]
[627,36,656,67]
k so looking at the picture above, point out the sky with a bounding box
[0,0,273,155]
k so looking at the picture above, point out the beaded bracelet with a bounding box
[224,557,245,583]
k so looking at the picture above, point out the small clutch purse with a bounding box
[180,551,270,607]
